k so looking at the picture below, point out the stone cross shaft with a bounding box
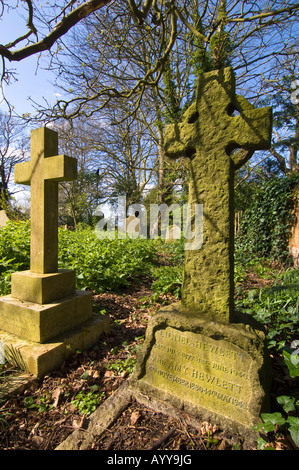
[14,127,77,274]
[164,67,272,323]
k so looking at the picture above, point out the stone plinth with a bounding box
[11,269,76,304]
[1,314,110,378]
[0,290,93,343]
[132,305,271,433]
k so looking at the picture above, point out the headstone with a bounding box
[0,210,9,228]
[125,215,140,236]
[132,68,273,435]
[165,224,181,242]
[0,127,110,377]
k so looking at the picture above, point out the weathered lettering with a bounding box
[143,326,253,423]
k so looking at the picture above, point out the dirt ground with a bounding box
[0,277,297,451]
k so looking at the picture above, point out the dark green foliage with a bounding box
[0,222,158,295]
[58,226,158,292]
[150,238,185,301]
[234,157,283,213]
[0,221,30,294]
[150,265,183,302]
[235,267,299,350]
[236,175,299,264]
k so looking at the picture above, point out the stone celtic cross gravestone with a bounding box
[0,127,110,377]
[132,68,273,435]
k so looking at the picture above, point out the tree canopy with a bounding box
[0,1,298,215]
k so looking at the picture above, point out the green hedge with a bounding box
[236,175,299,264]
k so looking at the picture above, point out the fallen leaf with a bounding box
[72,416,86,429]
[29,422,40,436]
[31,435,44,447]
[104,370,114,378]
[67,403,77,413]
[200,421,214,436]
[218,439,227,450]
[130,411,141,425]
[52,388,62,408]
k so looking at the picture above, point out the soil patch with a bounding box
[0,280,297,451]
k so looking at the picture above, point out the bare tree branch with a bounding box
[0,0,112,62]
[23,0,38,37]
[229,2,299,22]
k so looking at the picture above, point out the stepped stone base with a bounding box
[11,269,76,304]
[0,269,111,377]
[0,290,94,343]
[0,313,111,378]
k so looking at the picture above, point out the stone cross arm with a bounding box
[228,94,272,170]
[14,154,77,185]
[164,68,272,169]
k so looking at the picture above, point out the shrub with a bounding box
[236,175,299,264]
[150,265,183,302]
[58,227,158,292]
[235,268,299,350]
[0,222,158,295]
[0,221,30,294]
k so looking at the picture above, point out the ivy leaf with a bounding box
[282,350,299,378]
[260,412,285,432]
[277,395,296,413]
[287,417,299,446]
[80,371,90,380]
[257,436,268,450]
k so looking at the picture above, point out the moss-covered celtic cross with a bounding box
[14,127,77,274]
[164,67,272,323]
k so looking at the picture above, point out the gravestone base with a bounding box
[11,269,76,304]
[0,273,111,377]
[132,303,271,435]
[0,313,110,378]
[0,290,97,343]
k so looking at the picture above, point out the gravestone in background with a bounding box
[125,215,140,236]
[133,67,273,435]
[0,127,110,377]
[0,210,9,229]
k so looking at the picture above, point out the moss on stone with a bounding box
[132,304,272,434]
[164,67,272,322]
[132,69,273,433]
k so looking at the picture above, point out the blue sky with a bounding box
[0,8,63,205]
[0,8,58,116]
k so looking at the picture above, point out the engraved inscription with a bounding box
[142,327,254,424]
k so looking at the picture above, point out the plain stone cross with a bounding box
[164,67,272,323]
[14,127,77,274]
